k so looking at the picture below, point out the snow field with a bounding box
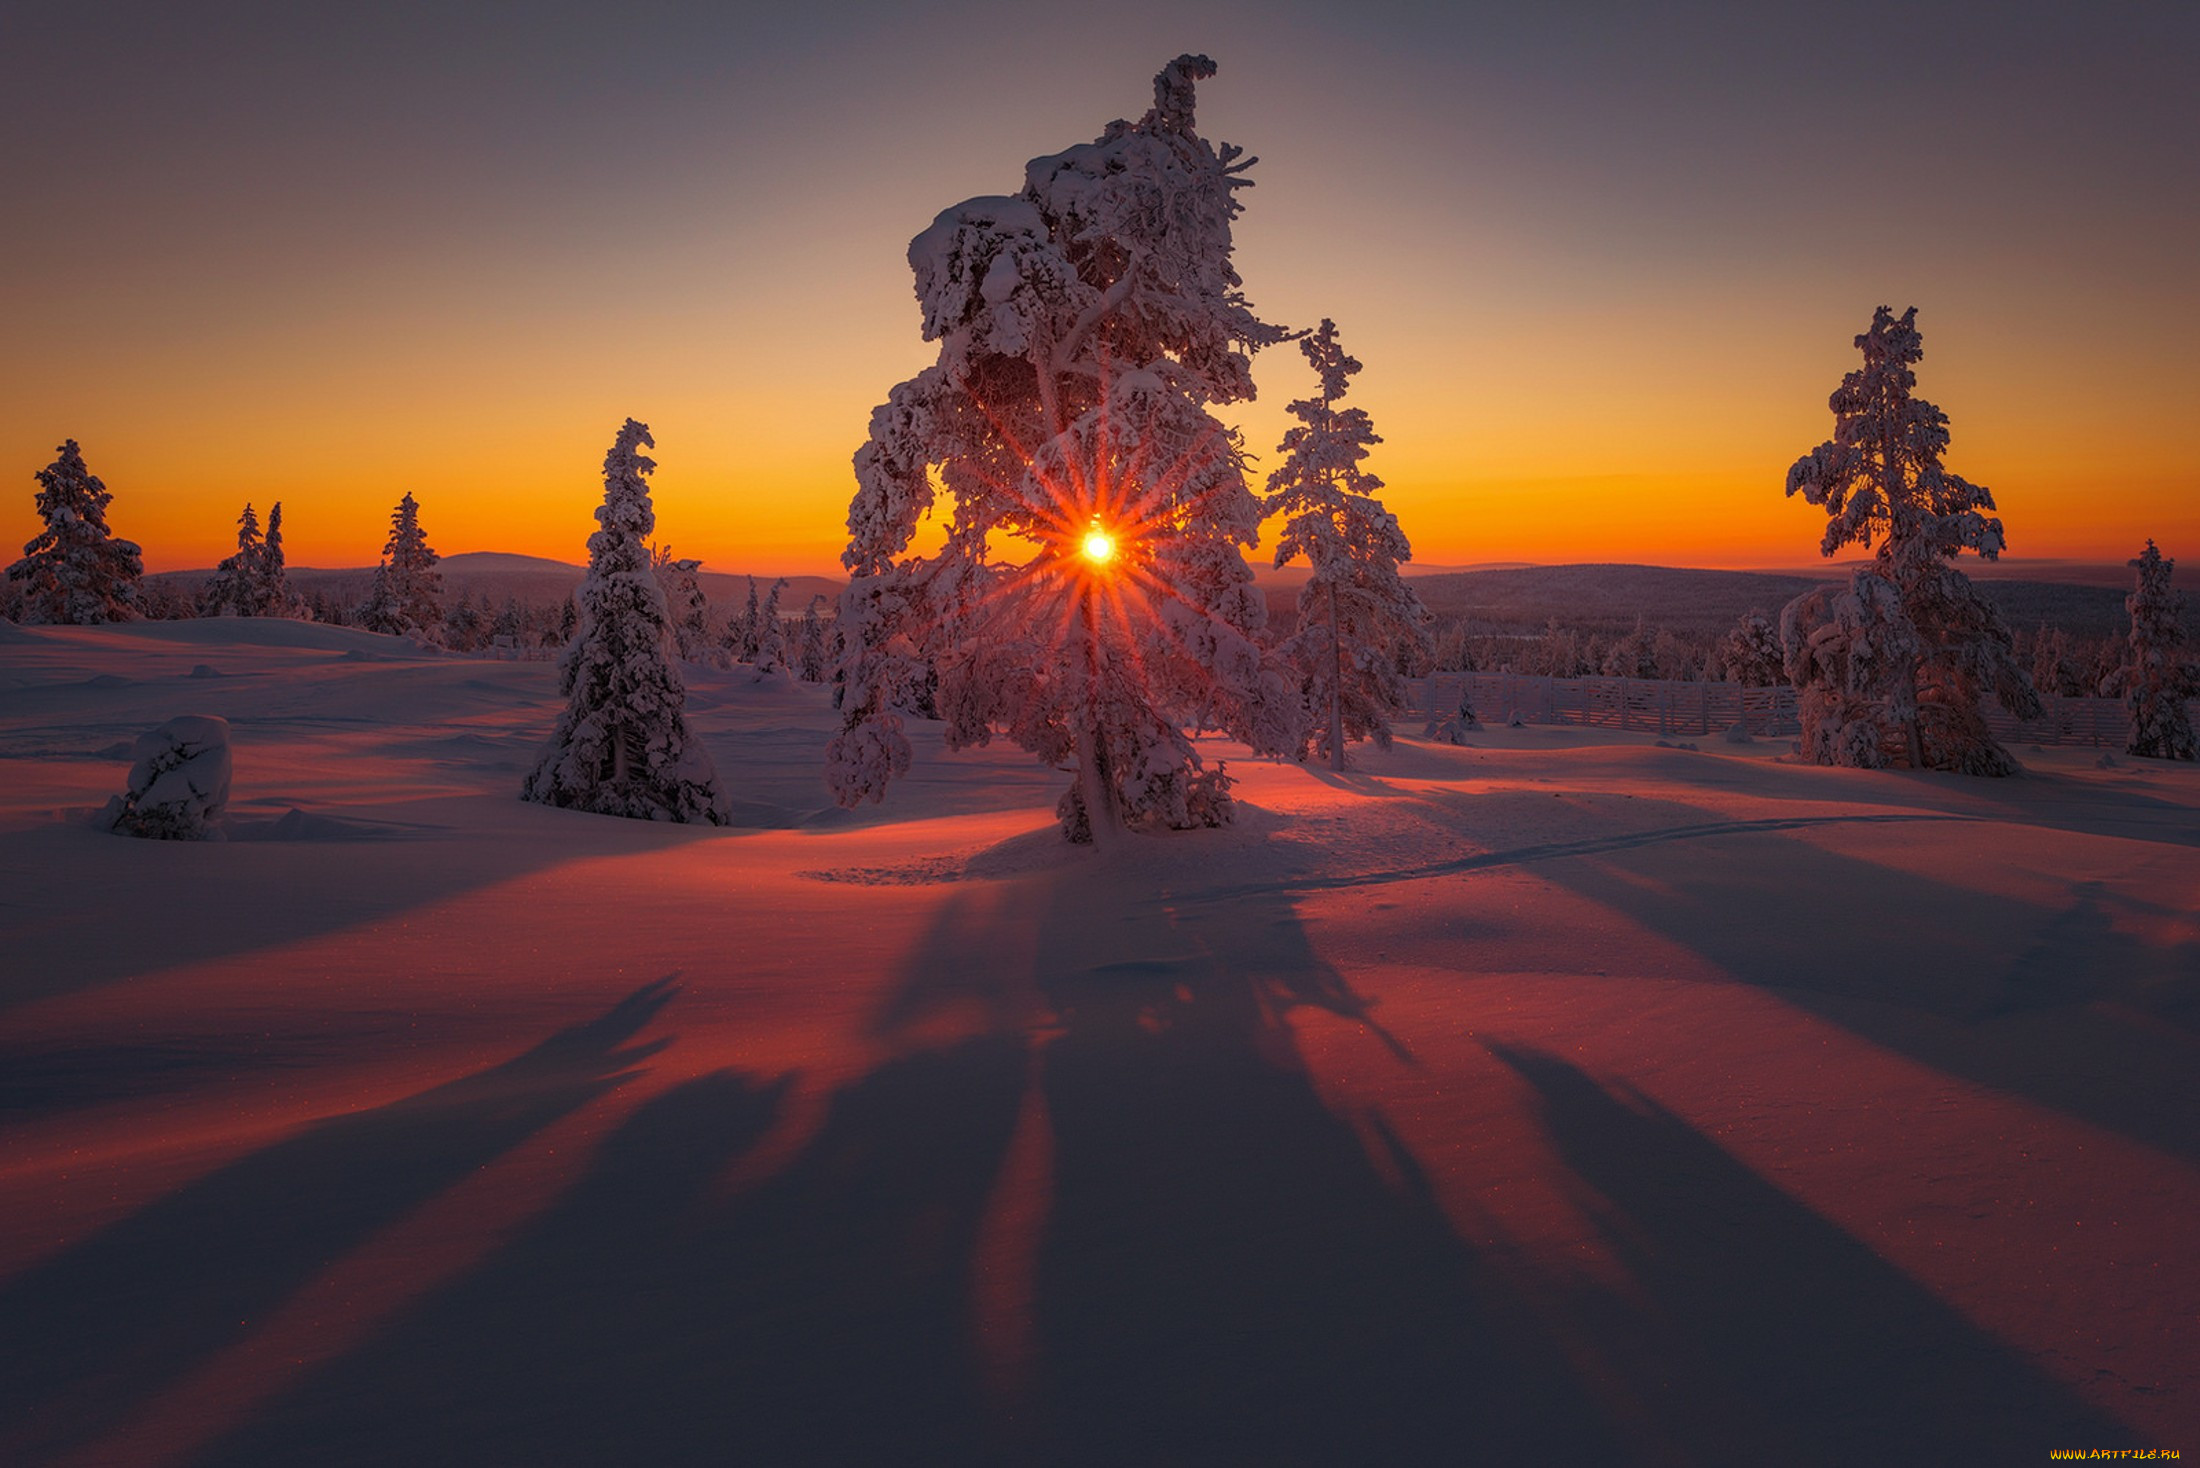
[1,619,2194,1464]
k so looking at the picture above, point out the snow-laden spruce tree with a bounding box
[651,546,712,661]
[726,578,761,664]
[357,491,443,636]
[753,578,788,674]
[831,54,1299,842]
[1266,319,1428,769]
[1782,307,2040,774]
[1718,609,1784,686]
[2123,540,2196,760]
[7,439,142,624]
[200,501,291,617]
[260,501,291,614]
[522,420,729,823]
[796,597,829,682]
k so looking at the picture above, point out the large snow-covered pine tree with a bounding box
[2123,540,2196,760]
[7,439,143,624]
[1266,319,1429,769]
[522,419,729,824]
[357,491,443,636]
[1782,307,2040,774]
[830,54,1299,842]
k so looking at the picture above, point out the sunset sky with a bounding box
[4,1,2193,577]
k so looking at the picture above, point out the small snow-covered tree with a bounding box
[523,420,728,823]
[721,578,760,664]
[442,591,487,650]
[1782,307,2040,774]
[8,439,142,624]
[357,491,443,636]
[1266,320,1429,769]
[199,502,265,616]
[1602,617,1660,681]
[259,501,292,614]
[796,597,829,682]
[491,595,528,649]
[831,54,1300,841]
[651,546,713,661]
[752,578,788,674]
[1718,609,1784,686]
[2123,540,2196,760]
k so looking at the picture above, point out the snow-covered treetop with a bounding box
[1787,306,2005,564]
[384,491,440,572]
[28,440,129,552]
[594,419,658,566]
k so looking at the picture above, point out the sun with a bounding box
[1080,525,1116,566]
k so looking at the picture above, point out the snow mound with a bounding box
[104,715,232,839]
[228,807,405,842]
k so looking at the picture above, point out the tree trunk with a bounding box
[1077,581,1120,846]
[1328,580,1346,772]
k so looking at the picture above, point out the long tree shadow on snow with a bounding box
[189,842,1618,1466]
[0,979,676,1468]
[1485,1043,2131,1462]
[1520,796,2200,1168]
[1015,858,1620,1465]
[197,1041,1030,1465]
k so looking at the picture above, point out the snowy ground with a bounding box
[2,618,2194,1466]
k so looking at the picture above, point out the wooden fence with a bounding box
[1413,674,2157,749]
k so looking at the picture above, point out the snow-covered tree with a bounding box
[357,491,443,636]
[199,502,264,616]
[260,501,291,613]
[796,597,830,683]
[651,546,713,661]
[1718,609,1784,686]
[197,499,291,617]
[7,439,142,624]
[491,595,528,649]
[522,419,728,823]
[721,578,759,664]
[831,54,1299,841]
[442,591,487,650]
[1782,307,2040,773]
[752,578,788,674]
[1602,617,1661,681]
[2123,540,2196,760]
[1265,319,1429,769]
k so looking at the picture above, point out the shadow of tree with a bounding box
[198,1037,1028,1467]
[0,979,676,1467]
[1522,799,2200,1167]
[1023,859,1620,1464]
[1486,1043,2132,1463]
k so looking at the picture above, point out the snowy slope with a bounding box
[1,620,2193,1464]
